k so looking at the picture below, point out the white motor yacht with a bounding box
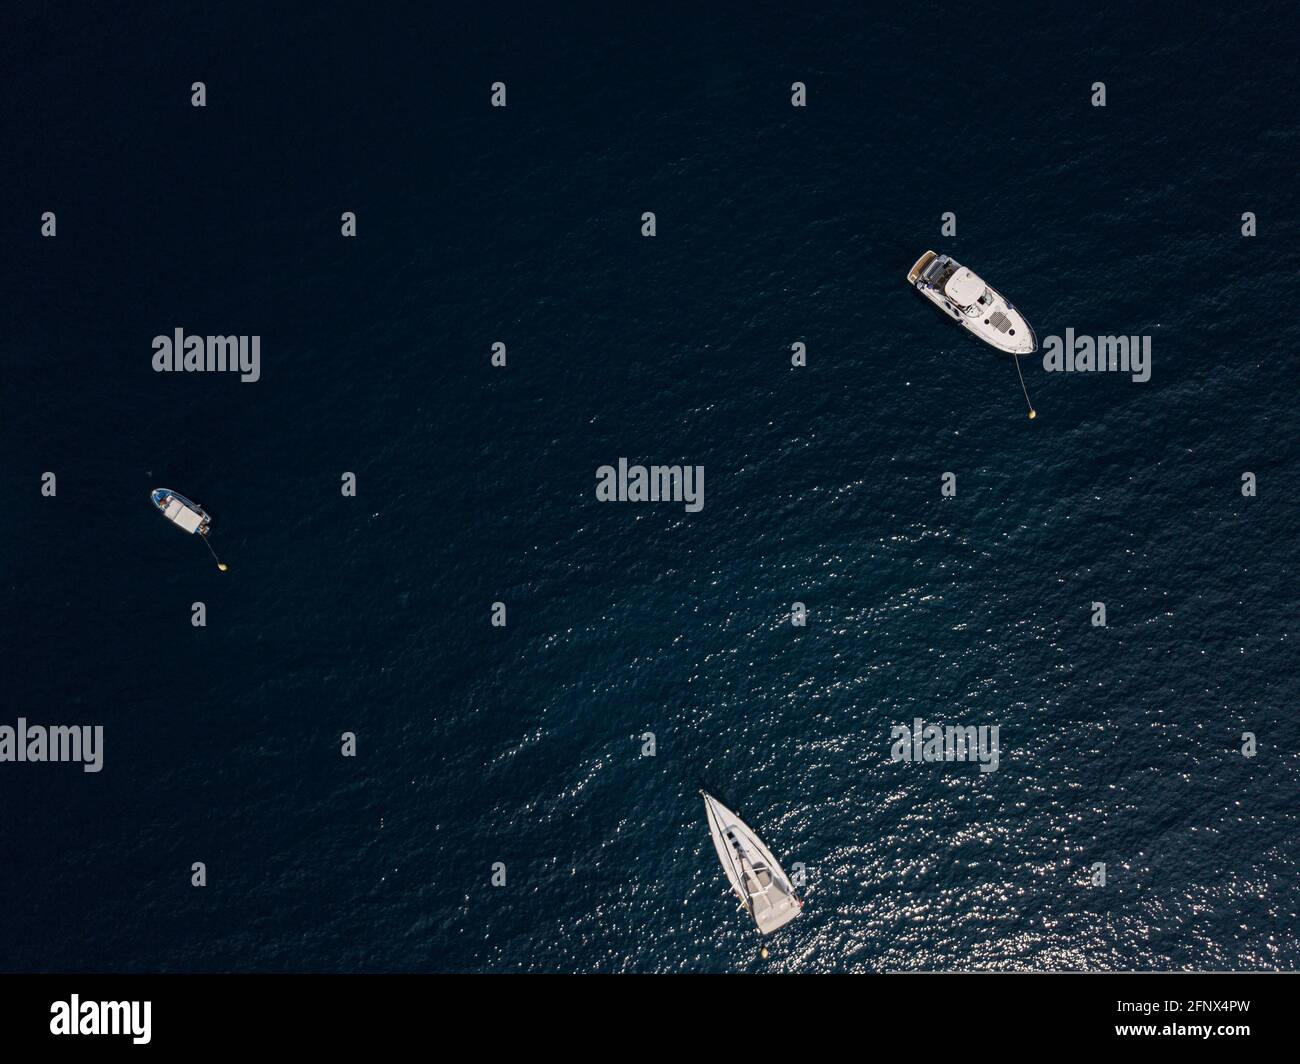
[907,251,1036,355]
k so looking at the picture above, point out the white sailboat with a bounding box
[701,791,802,935]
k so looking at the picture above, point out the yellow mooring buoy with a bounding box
[1014,353,1037,420]
[201,532,228,572]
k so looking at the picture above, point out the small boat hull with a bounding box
[150,488,211,535]
[702,791,802,935]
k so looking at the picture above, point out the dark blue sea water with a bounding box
[4,4,1297,972]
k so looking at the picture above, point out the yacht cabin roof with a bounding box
[943,268,987,307]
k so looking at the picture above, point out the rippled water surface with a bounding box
[4,5,1298,971]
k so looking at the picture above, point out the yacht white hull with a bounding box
[907,250,1036,355]
[702,791,802,935]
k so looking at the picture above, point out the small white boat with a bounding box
[701,791,802,935]
[150,488,210,534]
[907,250,1036,355]
[150,488,229,570]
